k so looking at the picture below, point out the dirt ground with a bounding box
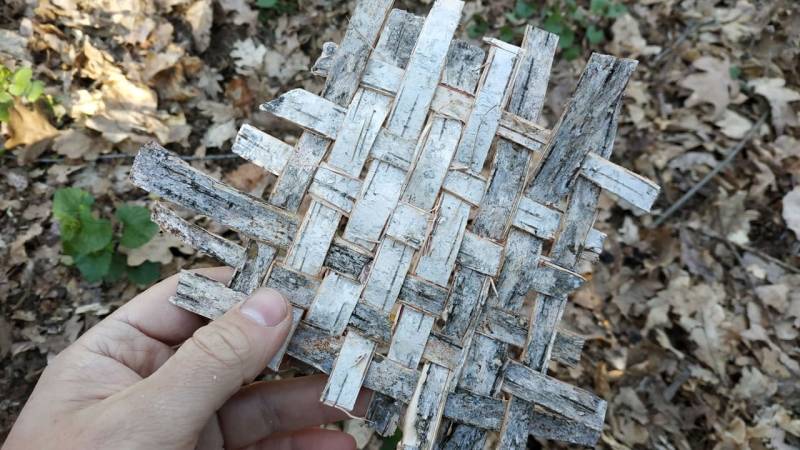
[1,0,799,448]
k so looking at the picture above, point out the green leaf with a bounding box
[514,1,536,19]
[606,3,627,18]
[586,25,606,45]
[0,92,11,103]
[8,67,32,97]
[116,205,158,248]
[127,261,160,286]
[53,188,94,221]
[380,429,402,450]
[105,252,127,283]
[53,188,95,242]
[0,103,9,122]
[467,15,489,39]
[255,0,278,8]
[75,249,112,283]
[590,0,609,15]
[543,14,564,35]
[73,210,114,255]
[563,45,581,60]
[729,65,742,79]
[499,25,515,43]
[26,80,44,102]
[558,27,576,49]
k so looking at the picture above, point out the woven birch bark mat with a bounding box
[128,0,660,447]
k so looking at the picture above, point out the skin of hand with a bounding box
[2,267,369,450]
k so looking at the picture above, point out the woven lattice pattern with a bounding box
[129,0,660,448]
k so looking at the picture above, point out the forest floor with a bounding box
[1,0,799,448]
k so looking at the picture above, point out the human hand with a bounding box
[3,267,366,450]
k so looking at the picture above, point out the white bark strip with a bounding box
[151,203,244,268]
[325,89,392,178]
[458,333,505,396]
[306,272,363,335]
[260,89,346,140]
[370,128,418,170]
[171,271,244,319]
[232,124,291,175]
[308,164,362,214]
[385,0,463,141]
[502,361,607,431]
[513,196,605,255]
[402,116,462,210]
[455,231,503,277]
[493,230,543,311]
[399,275,449,315]
[415,193,471,287]
[315,47,556,155]
[130,143,297,248]
[362,237,415,312]
[581,152,660,212]
[506,27,558,123]
[320,0,394,107]
[322,332,376,411]
[229,240,276,294]
[453,46,517,173]
[527,260,585,298]
[343,160,406,251]
[440,268,490,344]
[373,9,424,68]
[284,201,340,277]
[264,264,320,308]
[479,306,585,367]
[526,55,637,205]
[401,363,452,450]
[386,202,431,249]
[387,305,435,369]
[423,333,462,369]
[442,169,486,206]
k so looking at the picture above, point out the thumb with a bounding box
[133,287,291,426]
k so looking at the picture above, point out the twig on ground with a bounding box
[693,228,800,274]
[3,153,241,164]
[653,113,768,227]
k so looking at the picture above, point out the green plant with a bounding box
[52,188,161,285]
[0,66,45,123]
[254,0,297,21]
[468,0,628,60]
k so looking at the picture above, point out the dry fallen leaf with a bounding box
[749,78,800,133]
[185,0,213,52]
[781,186,800,238]
[4,101,58,150]
[678,57,737,119]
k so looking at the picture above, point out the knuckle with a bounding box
[188,321,252,369]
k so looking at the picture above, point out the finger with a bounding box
[110,266,233,345]
[218,375,371,449]
[129,287,292,433]
[244,428,356,450]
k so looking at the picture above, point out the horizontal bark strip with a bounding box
[170,272,597,445]
[308,164,362,214]
[502,361,607,431]
[581,151,660,212]
[131,143,297,248]
[231,124,291,175]
[260,89,346,140]
[386,202,431,250]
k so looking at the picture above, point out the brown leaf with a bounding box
[4,101,58,150]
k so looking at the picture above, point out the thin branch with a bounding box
[653,113,767,227]
[3,152,241,164]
